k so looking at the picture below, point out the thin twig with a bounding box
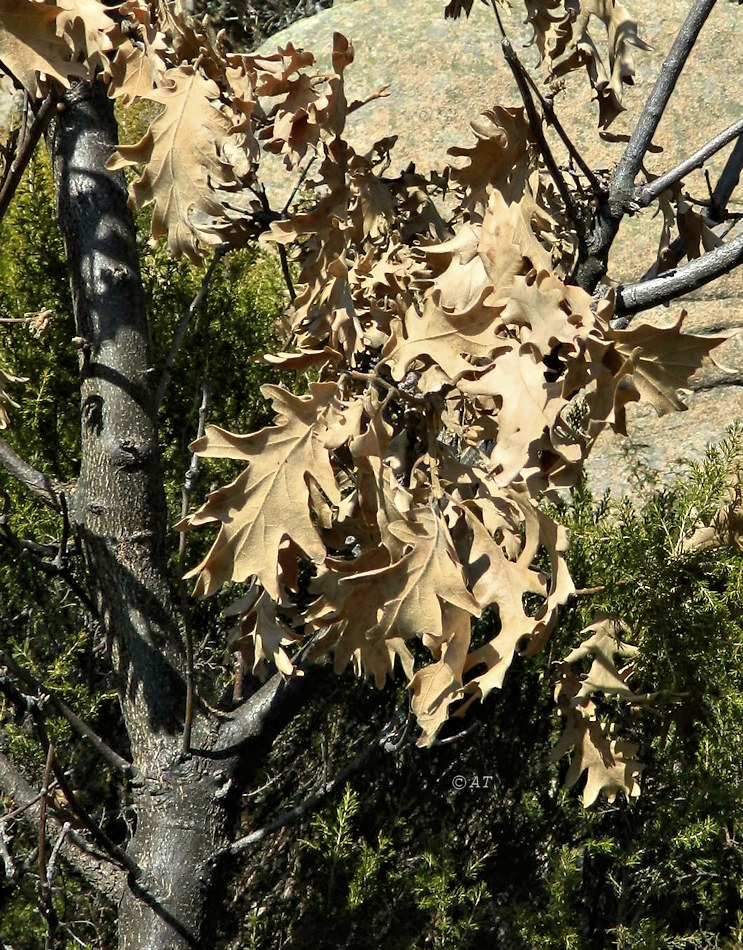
[615,228,743,317]
[0,93,57,226]
[636,117,743,208]
[282,154,316,214]
[52,492,70,570]
[571,584,607,598]
[499,37,586,247]
[30,711,141,878]
[179,384,210,755]
[278,244,296,302]
[155,250,225,410]
[0,521,99,619]
[1,778,61,824]
[45,821,70,888]
[344,369,426,406]
[38,743,56,948]
[227,724,393,855]
[519,69,603,192]
[0,651,136,780]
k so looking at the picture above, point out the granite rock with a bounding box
[261,0,743,499]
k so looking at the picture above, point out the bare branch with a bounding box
[227,724,392,855]
[155,249,226,410]
[179,384,210,755]
[636,117,743,208]
[0,436,61,511]
[519,68,602,193]
[46,821,70,889]
[0,93,57,226]
[38,743,57,944]
[0,651,137,780]
[576,0,718,291]
[34,718,142,879]
[615,229,743,317]
[612,0,718,205]
[278,244,296,301]
[710,134,743,222]
[0,752,125,904]
[215,659,331,755]
[0,519,99,618]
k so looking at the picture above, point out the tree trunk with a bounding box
[47,80,234,949]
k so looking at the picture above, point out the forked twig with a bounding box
[179,384,210,755]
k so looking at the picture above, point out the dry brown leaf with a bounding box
[561,617,638,700]
[184,384,341,599]
[226,590,303,680]
[551,701,644,806]
[410,614,471,746]
[107,65,240,263]
[608,313,728,415]
[309,505,480,652]
[0,0,86,97]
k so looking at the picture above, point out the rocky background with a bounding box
[259,0,743,500]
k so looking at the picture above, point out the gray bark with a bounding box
[42,80,324,948]
[46,80,235,949]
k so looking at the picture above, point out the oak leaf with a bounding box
[309,505,480,652]
[551,701,644,806]
[561,617,638,701]
[0,0,86,97]
[106,65,241,263]
[226,590,303,680]
[410,614,471,746]
[608,313,728,415]
[184,384,341,599]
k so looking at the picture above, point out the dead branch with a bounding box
[0,93,57,226]
[0,651,136,780]
[0,752,125,904]
[227,723,393,855]
[636,117,743,208]
[0,436,62,511]
[615,228,743,316]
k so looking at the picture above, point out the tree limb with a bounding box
[710,134,743,222]
[178,384,210,755]
[0,436,62,511]
[0,752,126,904]
[0,93,57,226]
[215,659,331,756]
[575,0,718,291]
[636,117,743,208]
[612,0,719,205]
[615,229,743,317]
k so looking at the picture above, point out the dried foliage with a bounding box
[0,0,732,806]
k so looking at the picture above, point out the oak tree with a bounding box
[0,1,741,946]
